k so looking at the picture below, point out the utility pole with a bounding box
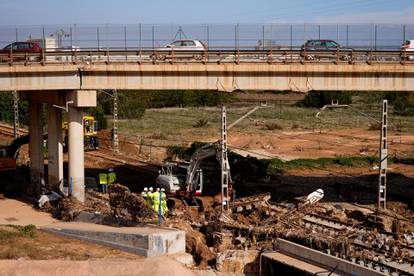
[220,106,230,212]
[112,89,119,153]
[12,91,19,139]
[378,100,388,210]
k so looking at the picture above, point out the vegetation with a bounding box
[166,143,384,176]
[298,91,352,108]
[97,90,238,120]
[0,92,29,126]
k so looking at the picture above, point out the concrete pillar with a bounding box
[29,102,44,197]
[68,105,85,202]
[47,105,63,191]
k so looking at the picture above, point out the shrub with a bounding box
[193,119,209,128]
[264,122,283,130]
[298,91,352,108]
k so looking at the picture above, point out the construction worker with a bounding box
[147,187,154,207]
[161,188,168,215]
[108,168,116,185]
[99,172,108,193]
[153,188,161,213]
[141,187,148,201]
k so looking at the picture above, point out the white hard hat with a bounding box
[149,187,154,192]
[161,188,165,192]
[156,188,160,192]
[144,187,148,192]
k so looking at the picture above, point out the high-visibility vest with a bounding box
[108,172,116,184]
[141,191,147,198]
[153,192,160,204]
[99,173,108,185]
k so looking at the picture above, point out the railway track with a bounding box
[86,149,160,173]
[0,122,28,137]
[302,213,414,275]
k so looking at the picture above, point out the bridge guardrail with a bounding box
[0,48,413,65]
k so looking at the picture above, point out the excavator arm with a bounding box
[185,144,218,194]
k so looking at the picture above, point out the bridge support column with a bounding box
[68,105,85,202]
[66,90,96,203]
[29,102,44,197]
[47,105,63,191]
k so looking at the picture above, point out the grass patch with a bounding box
[266,156,380,174]
[0,224,37,241]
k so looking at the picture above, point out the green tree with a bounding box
[90,105,108,130]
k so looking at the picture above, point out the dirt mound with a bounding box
[168,220,215,269]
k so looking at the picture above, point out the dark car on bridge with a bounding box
[301,39,353,61]
[0,42,41,61]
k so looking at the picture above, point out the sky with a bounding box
[0,0,413,26]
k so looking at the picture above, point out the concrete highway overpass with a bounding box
[1,63,414,92]
[1,60,413,203]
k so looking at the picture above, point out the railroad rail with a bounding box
[0,122,27,137]
[0,48,413,65]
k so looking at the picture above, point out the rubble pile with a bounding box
[166,193,414,273]
[108,184,156,222]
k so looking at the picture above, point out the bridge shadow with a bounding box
[236,172,414,207]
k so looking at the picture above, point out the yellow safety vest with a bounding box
[99,173,108,185]
[153,192,160,204]
[108,172,116,184]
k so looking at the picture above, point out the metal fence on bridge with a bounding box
[0,23,413,51]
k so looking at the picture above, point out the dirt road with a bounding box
[0,198,57,227]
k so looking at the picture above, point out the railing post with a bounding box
[97,26,100,50]
[346,25,349,47]
[15,27,18,43]
[374,24,377,51]
[262,25,265,51]
[124,25,127,61]
[70,26,73,47]
[152,25,155,50]
[139,23,142,51]
[403,25,406,44]
[318,25,321,40]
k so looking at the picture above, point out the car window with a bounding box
[306,41,314,46]
[183,41,196,46]
[313,41,322,46]
[18,43,31,50]
[171,41,182,47]
[3,44,12,50]
[325,41,338,47]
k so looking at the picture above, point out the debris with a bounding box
[38,191,62,207]
[304,188,324,205]
[108,184,156,222]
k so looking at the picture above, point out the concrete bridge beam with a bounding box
[47,105,63,191]
[29,102,44,197]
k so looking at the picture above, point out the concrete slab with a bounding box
[262,252,341,276]
[41,222,185,257]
